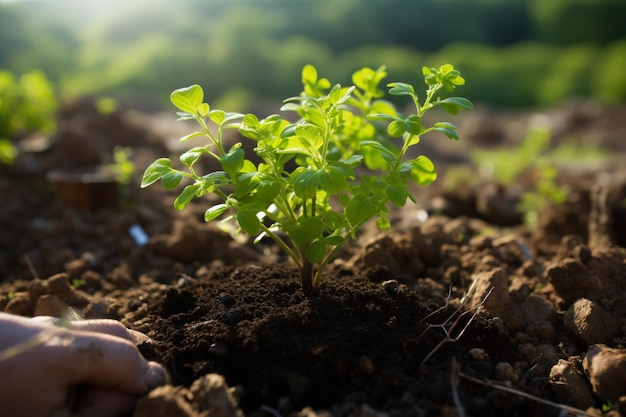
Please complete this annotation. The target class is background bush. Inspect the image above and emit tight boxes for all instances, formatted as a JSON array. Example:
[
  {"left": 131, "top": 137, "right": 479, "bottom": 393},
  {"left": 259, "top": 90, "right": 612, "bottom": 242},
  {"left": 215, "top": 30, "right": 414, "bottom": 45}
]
[{"left": 1, "top": 0, "right": 625, "bottom": 109}]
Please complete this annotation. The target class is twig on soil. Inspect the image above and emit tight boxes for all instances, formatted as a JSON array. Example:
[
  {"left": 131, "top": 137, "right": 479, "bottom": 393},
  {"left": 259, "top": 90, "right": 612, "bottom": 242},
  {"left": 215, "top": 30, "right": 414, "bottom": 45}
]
[
  {"left": 418, "top": 280, "right": 493, "bottom": 368},
  {"left": 23, "top": 254, "right": 40, "bottom": 279},
  {"left": 259, "top": 405, "right": 283, "bottom": 417},
  {"left": 457, "top": 371, "right": 597, "bottom": 417},
  {"left": 450, "top": 358, "right": 467, "bottom": 417}
]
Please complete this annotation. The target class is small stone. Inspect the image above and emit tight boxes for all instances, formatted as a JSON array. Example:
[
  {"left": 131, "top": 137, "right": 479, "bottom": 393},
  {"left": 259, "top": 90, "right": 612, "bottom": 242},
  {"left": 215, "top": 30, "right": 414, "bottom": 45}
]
[
  {"left": 546, "top": 259, "right": 601, "bottom": 306},
  {"left": 381, "top": 279, "right": 399, "bottom": 292},
  {"left": 33, "top": 294, "right": 70, "bottom": 317},
  {"left": 495, "top": 362, "right": 518, "bottom": 383},
  {"left": 563, "top": 298, "right": 620, "bottom": 344},
  {"left": 583, "top": 344, "right": 626, "bottom": 402},
  {"left": 189, "top": 373, "right": 244, "bottom": 417},
  {"left": 132, "top": 385, "right": 195, "bottom": 417},
  {"left": 469, "top": 348, "right": 487, "bottom": 360},
  {"left": 549, "top": 358, "right": 595, "bottom": 409},
  {"left": 4, "top": 292, "right": 32, "bottom": 316},
  {"left": 470, "top": 268, "right": 525, "bottom": 331}
]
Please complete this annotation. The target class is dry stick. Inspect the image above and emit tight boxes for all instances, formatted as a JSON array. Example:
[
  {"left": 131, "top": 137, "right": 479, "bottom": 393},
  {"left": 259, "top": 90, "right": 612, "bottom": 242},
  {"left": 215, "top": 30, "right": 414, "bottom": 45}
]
[
  {"left": 418, "top": 280, "right": 493, "bottom": 368},
  {"left": 23, "top": 254, "right": 40, "bottom": 279},
  {"left": 450, "top": 358, "right": 467, "bottom": 417},
  {"left": 458, "top": 371, "right": 596, "bottom": 417}
]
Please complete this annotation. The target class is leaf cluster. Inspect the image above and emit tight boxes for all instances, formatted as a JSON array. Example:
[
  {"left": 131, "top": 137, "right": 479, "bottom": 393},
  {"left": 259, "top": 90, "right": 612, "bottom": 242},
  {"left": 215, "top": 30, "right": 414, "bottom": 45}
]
[{"left": 142, "top": 64, "right": 472, "bottom": 292}]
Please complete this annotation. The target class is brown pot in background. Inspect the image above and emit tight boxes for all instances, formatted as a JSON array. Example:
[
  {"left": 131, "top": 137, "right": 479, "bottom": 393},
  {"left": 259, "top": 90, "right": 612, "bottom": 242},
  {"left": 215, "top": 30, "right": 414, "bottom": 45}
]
[{"left": 47, "top": 167, "right": 119, "bottom": 211}]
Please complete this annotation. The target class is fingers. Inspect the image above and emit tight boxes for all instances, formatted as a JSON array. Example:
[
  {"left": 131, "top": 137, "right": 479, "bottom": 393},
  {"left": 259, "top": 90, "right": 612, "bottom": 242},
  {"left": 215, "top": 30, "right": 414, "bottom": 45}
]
[
  {"left": 31, "top": 316, "right": 151, "bottom": 345},
  {"left": 47, "top": 329, "right": 170, "bottom": 396},
  {"left": 63, "top": 319, "right": 150, "bottom": 344}
]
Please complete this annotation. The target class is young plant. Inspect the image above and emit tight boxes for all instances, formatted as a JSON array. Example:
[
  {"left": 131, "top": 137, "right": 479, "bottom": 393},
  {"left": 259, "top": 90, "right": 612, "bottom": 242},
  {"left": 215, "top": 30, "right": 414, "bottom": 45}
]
[
  {"left": 471, "top": 120, "right": 577, "bottom": 228},
  {"left": 141, "top": 64, "right": 472, "bottom": 293}
]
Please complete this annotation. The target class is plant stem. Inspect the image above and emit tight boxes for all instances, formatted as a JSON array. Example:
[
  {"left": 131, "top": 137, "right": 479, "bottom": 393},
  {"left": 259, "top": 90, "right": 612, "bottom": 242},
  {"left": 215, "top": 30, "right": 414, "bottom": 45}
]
[{"left": 300, "top": 248, "right": 315, "bottom": 294}]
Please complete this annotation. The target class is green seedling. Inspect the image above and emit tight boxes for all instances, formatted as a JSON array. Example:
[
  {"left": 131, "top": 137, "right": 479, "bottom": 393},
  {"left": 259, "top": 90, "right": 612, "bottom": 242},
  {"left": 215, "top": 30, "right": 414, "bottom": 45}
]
[
  {"left": 110, "top": 146, "right": 135, "bottom": 185},
  {"left": 472, "top": 121, "right": 569, "bottom": 228},
  {"left": 71, "top": 278, "right": 86, "bottom": 289},
  {"left": 142, "top": 64, "right": 472, "bottom": 293}
]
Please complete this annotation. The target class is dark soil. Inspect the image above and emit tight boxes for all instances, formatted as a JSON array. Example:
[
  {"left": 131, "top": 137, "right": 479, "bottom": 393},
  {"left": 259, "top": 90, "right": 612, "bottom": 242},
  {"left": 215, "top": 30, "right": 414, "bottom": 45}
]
[{"left": 1, "top": 98, "right": 626, "bottom": 417}]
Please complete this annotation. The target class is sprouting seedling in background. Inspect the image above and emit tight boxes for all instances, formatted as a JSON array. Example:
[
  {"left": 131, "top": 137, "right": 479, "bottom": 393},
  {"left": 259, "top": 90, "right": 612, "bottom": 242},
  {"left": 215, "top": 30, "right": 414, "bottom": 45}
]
[{"left": 141, "top": 64, "right": 472, "bottom": 293}]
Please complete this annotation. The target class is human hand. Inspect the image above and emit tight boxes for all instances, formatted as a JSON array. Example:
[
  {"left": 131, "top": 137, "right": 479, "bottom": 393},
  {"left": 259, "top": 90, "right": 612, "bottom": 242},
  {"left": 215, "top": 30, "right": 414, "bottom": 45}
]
[{"left": 0, "top": 312, "right": 170, "bottom": 417}]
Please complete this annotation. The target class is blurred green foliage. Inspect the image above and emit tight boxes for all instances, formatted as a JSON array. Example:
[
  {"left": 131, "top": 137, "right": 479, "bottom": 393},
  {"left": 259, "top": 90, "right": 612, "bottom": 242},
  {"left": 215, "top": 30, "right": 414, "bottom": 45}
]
[
  {"left": 471, "top": 118, "right": 609, "bottom": 228},
  {"left": 1, "top": 0, "right": 625, "bottom": 108},
  {"left": 0, "top": 69, "right": 57, "bottom": 164}
]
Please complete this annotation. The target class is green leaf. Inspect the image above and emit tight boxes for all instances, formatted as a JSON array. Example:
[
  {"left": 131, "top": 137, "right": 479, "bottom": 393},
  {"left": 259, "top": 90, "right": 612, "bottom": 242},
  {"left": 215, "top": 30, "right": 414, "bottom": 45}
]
[
  {"left": 387, "top": 119, "right": 406, "bottom": 137},
  {"left": 323, "top": 235, "right": 345, "bottom": 246},
  {"left": 179, "top": 131, "right": 205, "bottom": 143},
  {"left": 423, "top": 66, "right": 438, "bottom": 85},
  {"left": 306, "top": 239, "right": 327, "bottom": 263},
  {"left": 329, "top": 84, "right": 342, "bottom": 105},
  {"left": 405, "top": 115, "right": 424, "bottom": 135},
  {"left": 141, "top": 158, "right": 173, "bottom": 188},
  {"left": 290, "top": 217, "right": 324, "bottom": 246},
  {"left": 385, "top": 184, "right": 407, "bottom": 207},
  {"left": 369, "top": 99, "right": 397, "bottom": 116},
  {"left": 302, "top": 64, "right": 318, "bottom": 86},
  {"left": 318, "top": 166, "right": 346, "bottom": 194},
  {"left": 439, "top": 64, "right": 454, "bottom": 76},
  {"left": 198, "top": 103, "right": 210, "bottom": 118},
  {"left": 176, "top": 112, "right": 196, "bottom": 121},
  {"left": 387, "top": 82, "right": 415, "bottom": 97},
  {"left": 205, "top": 204, "right": 228, "bottom": 222},
  {"left": 180, "top": 147, "right": 205, "bottom": 167},
  {"left": 344, "top": 154, "right": 364, "bottom": 167},
  {"left": 237, "top": 210, "right": 261, "bottom": 235},
  {"left": 410, "top": 155, "right": 437, "bottom": 186},
  {"left": 322, "top": 211, "right": 343, "bottom": 230},
  {"left": 161, "top": 171, "right": 183, "bottom": 190},
  {"left": 432, "top": 122, "right": 459, "bottom": 140},
  {"left": 376, "top": 216, "right": 391, "bottom": 230},
  {"left": 438, "top": 97, "right": 473, "bottom": 115},
  {"left": 171, "top": 85, "right": 204, "bottom": 114},
  {"left": 295, "top": 124, "right": 323, "bottom": 150},
  {"left": 174, "top": 183, "right": 201, "bottom": 210},
  {"left": 210, "top": 110, "right": 244, "bottom": 126},
  {"left": 360, "top": 140, "right": 398, "bottom": 160},
  {"left": 336, "top": 86, "right": 355, "bottom": 105},
  {"left": 352, "top": 66, "right": 387, "bottom": 97},
  {"left": 209, "top": 109, "right": 226, "bottom": 125},
  {"left": 141, "top": 158, "right": 183, "bottom": 190},
  {"left": 345, "top": 195, "right": 376, "bottom": 227},
  {"left": 221, "top": 145, "right": 245, "bottom": 177},
  {"left": 234, "top": 172, "right": 259, "bottom": 197},
  {"left": 256, "top": 180, "right": 280, "bottom": 203},
  {"left": 367, "top": 113, "right": 398, "bottom": 122},
  {"left": 292, "top": 169, "right": 319, "bottom": 199}
]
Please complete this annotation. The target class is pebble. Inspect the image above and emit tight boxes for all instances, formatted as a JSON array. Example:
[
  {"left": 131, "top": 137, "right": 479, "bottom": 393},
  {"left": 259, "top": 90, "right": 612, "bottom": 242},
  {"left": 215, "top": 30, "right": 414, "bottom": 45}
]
[
  {"left": 495, "top": 361, "right": 519, "bottom": 383},
  {"left": 546, "top": 259, "right": 601, "bottom": 305},
  {"left": 549, "top": 358, "right": 595, "bottom": 409},
  {"left": 33, "top": 294, "right": 70, "bottom": 317},
  {"left": 470, "top": 268, "right": 525, "bottom": 331},
  {"left": 563, "top": 298, "right": 620, "bottom": 344},
  {"left": 583, "top": 344, "right": 626, "bottom": 402}
]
